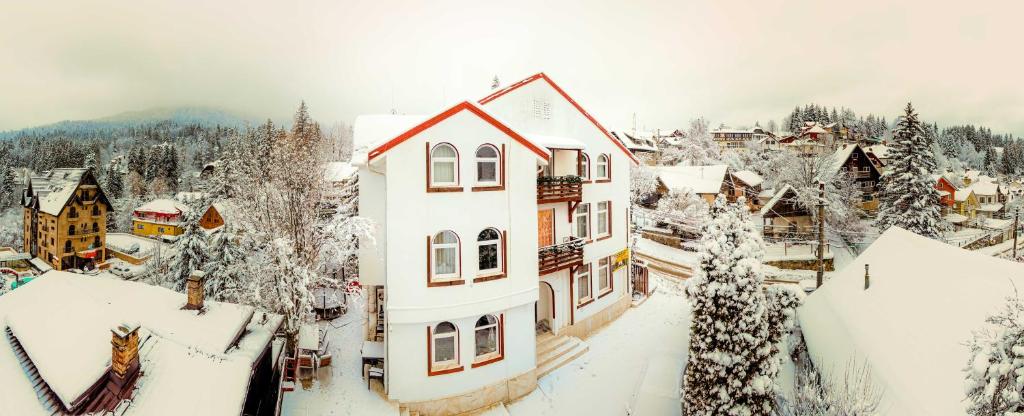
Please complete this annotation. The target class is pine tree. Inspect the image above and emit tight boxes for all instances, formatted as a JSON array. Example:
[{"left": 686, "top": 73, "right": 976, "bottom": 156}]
[
  {"left": 104, "top": 161, "right": 124, "bottom": 200},
  {"left": 684, "top": 195, "right": 776, "bottom": 416},
  {"left": 984, "top": 147, "right": 997, "bottom": 172},
  {"left": 84, "top": 152, "right": 98, "bottom": 174},
  {"left": 875, "top": 103, "right": 943, "bottom": 238},
  {"left": 168, "top": 204, "right": 208, "bottom": 292},
  {"left": 204, "top": 223, "right": 244, "bottom": 301}
]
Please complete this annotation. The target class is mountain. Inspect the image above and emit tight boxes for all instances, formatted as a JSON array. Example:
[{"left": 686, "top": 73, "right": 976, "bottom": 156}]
[{"left": 0, "top": 106, "right": 258, "bottom": 139}]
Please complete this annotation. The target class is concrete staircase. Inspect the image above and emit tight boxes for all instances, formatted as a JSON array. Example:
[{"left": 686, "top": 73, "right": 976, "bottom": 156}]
[{"left": 535, "top": 331, "right": 588, "bottom": 378}]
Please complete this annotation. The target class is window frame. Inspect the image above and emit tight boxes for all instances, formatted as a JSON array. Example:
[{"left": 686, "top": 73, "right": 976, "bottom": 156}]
[
  {"left": 427, "top": 142, "right": 462, "bottom": 192},
  {"left": 475, "top": 228, "right": 503, "bottom": 277},
  {"left": 595, "top": 201, "right": 610, "bottom": 239},
  {"left": 574, "top": 203, "right": 591, "bottom": 240},
  {"left": 595, "top": 154, "right": 610, "bottom": 181},
  {"left": 428, "top": 231, "right": 463, "bottom": 286},
  {"left": 471, "top": 314, "right": 505, "bottom": 368},
  {"left": 576, "top": 264, "right": 593, "bottom": 306},
  {"left": 473, "top": 144, "right": 501, "bottom": 188},
  {"left": 428, "top": 322, "right": 462, "bottom": 376},
  {"left": 579, "top": 152, "right": 591, "bottom": 181},
  {"left": 597, "top": 257, "right": 612, "bottom": 297}
]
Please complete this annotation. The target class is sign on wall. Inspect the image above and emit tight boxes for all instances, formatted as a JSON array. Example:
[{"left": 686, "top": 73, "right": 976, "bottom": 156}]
[{"left": 612, "top": 248, "right": 630, "bottom": 271}]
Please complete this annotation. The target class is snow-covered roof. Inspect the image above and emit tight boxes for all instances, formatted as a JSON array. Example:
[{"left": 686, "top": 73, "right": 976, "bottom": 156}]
[
  {"left": 27, "top": 169, "right": 93, "bottom": 216},
  {"left": 611, "top": 132, "right": 658, "bottom": 152},
  {"left": 135, "top": 199, "right": 188, "bottom": 215},
  {"left": 954, "top": 188, "right": 974, "bottom": 202},
  {"left": 352, "top": 114, "right": 427, "bottom": 151},
  {"left": 325, "top": 161, "right": 357, "bottom": 183},
  {"left": 965, "top": 170, "right": 981, "bottom": 181},
  {"left": 0, "top": 271, "right": 282, "bottom": 415},
  {"left": 818, "top": 144, "right": 860, "bottom": 180},
  {"left": 731, "top": 170, "right": 763, "bottom": 187},
  {"left": 527, "top": 132, "right": 586, "bottom": 150},
  {"left": 978, "top": 203, "right": 1004, "bottom": 212},
  {"left": 970, "top": 181, "right": 998, "bottom": 196},
  {"left": 758, "top": 184, "right": 796, "bottom": 216},
  {"left": 757, "top": 188, "right": 776, "bottom": 199},
  {"left": 174, "top": 192, "right": 207, "bottom": 203},
  {"left": 653, "top": 164, "right": 729, "bottom": 195},
  {"left": 799, "top": 227, "right": 1024, "bottom": 415},
  {"left": 982, "top": 217, "right": 1012, "bottom": 230},
  {"left": 865, "top": 144, "right": 890, "bottom": 159},
  {"left": 943, "top": 213, "right": 967, "bottom": 224}
]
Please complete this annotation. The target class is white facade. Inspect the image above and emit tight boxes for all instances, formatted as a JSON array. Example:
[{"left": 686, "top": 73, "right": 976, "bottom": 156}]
[{"left": 357, "top": 73, "right": 637, "bottom": 411}]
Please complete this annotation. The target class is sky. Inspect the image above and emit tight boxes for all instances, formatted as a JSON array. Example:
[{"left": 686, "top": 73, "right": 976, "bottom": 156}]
[{"left": 2, "top": 0, "right": 1022, "bottom": 135}]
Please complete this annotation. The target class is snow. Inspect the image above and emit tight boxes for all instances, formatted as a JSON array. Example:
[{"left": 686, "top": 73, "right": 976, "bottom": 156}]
[
  {"left": 0, "top": 271, "right": 281, "bottom": 415},
  {"left": 799, "top": 227, "right": 1024, "bottom": 415},
  {"left": 970, "top": 181, "right": 999, "bottom": 196},
  {"left": 525, "top": 132, "right": 586, "bottom": 150},
  {"left": 352, "top": 114, "right": 427, "bottom": 151},
  {"left": 135, "top": 198, "right": 187, "bottom": 215},
  {"left": 324, "top": 161, "right": 357, "bottom": 183},
  {"left": 634, "top": 237, "right": 698, "bottom": 266},
  {"left": 819, "top": 144, "right": 858, "bottom": 180},
  {"left": 732, "top": 170, "right": 763, "bottom": 187},
  {"left": 31, "top": 168, "right": 88, "bottom": 216},
  {"left": 866, "top": 144, "right": 890, "bottom": 159},
  {"left": 105, "top": 232, "right": 163, "bottom": 256},
  {"left": 978, "top": 203, "right": 1003, "bottom": 212},
  {"left": 652, "top": 164, "right": 729, "bottom": 195},
  {"left": 758, "top": 184, "right": 795, "bottom": 216},
  {"left": 763, "top": 242, "right": 833, "bottom": 261}
]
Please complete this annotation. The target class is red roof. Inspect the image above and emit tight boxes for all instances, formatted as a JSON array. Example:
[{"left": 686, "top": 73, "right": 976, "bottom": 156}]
[
  {"left": 479, "top": 73, "right": 640, "bottom": 165},
  {"left": 367, "top": 101, "right": 549, "bottom": 161}
]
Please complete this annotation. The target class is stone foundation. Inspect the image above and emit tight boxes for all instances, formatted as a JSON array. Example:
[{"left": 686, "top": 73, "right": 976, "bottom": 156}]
[
  {"left": 404, "top": 370, "right": 537, "bottom": 416},
  {"left": 561, "top": 294, "right": 631, "bottom": 340}
]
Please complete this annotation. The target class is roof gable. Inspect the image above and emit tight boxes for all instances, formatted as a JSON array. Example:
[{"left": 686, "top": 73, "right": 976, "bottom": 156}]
[
  {"left": 367, "top": 101, "right": 549, "bottom": 162},
  {"left": 479, "top": 73, "right": 639, "bottom": 165}
]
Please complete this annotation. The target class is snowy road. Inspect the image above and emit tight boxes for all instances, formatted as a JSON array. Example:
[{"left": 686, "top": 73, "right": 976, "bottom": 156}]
[{"left": 507, "top": 276, "right": 690, "bottom": 416}]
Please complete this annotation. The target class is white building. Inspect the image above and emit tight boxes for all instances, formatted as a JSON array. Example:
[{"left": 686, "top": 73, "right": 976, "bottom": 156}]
[{"left": 356, "top": 73, "right": 637, "bottom": 415}]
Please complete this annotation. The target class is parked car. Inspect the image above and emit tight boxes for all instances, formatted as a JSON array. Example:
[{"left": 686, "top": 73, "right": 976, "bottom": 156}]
[{"left": 110, "top": 264, "right": 140, "bottom": 279}]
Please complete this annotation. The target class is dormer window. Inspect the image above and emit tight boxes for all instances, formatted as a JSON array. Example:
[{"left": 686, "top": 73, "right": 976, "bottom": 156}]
[{"left": 430, "top": 143, "right": 459, "bottom": 188}]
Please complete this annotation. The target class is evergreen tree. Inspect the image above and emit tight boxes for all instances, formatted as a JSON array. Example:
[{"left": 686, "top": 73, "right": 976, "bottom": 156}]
[
  {"left": 163, "top": 144, "right": 179, "bottom": 192},
  {"left": 984, "top": 147, "right": 998, "bottom": 172},
  {"left": 128, "top": 146, "right": 147, "bottom": 176},
  {"left": 168, "top": 204, "right": 208, "bottom": 292},
  {"left": 875, "top": 103, "right": 943, "bottom": 238},
  {"left": 0, "top": 143, "right": 15, "bottom": 209},
  {"left": 84, "top": 152, "right": 98, "bottom": 174},
  {"left": 204, "top": 223, "right": 244, "bottom": 301},
  {"left": 104, "top": 161, "right": 124, "bottom": 199},
  {"left": 684, "top": 195, "right": 776, "bottom": 416}
]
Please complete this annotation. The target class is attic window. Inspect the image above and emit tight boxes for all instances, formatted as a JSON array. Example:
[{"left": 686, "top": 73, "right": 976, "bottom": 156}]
[{"left": 532, "top": 99, "right": 551, "bottom": 120}]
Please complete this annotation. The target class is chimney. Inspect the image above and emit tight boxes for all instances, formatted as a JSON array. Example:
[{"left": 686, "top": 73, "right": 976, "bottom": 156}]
[
  {"left": 185, "top": 270, "right": 205, "bottom": 310},
  {"left": 110, "top": 322, "right": 141, "bottom": 386},
  {"left": 864, "top": 264, "right": 870, "bottom": 290}
]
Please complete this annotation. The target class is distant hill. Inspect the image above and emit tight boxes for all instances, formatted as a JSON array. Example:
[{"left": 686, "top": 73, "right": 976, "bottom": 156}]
[{"left": 0, "top": 106, "right": 258, "bottom": 139}]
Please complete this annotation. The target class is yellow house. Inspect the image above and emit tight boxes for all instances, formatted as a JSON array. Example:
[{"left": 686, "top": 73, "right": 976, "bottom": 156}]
[
  {"left": 954, "top": 188, "right": 979, "bottom": 220},
  {"left": 22, "top": 168, "right": 112, "bottom": 270},
  {"left": 132, "top": 199, "right": 188, "bottom": 238}
]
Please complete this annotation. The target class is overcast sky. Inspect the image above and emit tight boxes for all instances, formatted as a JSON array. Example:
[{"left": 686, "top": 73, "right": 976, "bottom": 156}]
[{"left": 2, "top": 0, "right": 1022, "bottom": 134}]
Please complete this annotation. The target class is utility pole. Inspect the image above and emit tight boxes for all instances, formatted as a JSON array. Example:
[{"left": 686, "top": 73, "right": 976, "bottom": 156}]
[
  {"left": 1014, "top": 208, "right": 1020, "bottom": 259},
  {"left": 816, "top": 181, "right": 825, "bottom": 288}
]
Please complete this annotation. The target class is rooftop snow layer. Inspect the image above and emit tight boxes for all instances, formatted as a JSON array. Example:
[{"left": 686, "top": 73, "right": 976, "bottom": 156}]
[
  {"left": 135, "top": 199, "right": 188, "bottom": 215},
  {"left": 653, "top": 164, "right": 729, "bottom": 195},
  {"left": 799, "top": 227, "right": 1024, "bottom": 416},
  {"left": 732, "top": 170, "right": 763, "bottom": 187}
]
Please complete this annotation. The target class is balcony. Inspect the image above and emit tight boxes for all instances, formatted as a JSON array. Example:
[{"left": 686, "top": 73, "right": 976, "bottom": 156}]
[
  {"left": 538, "top": 238, "right": 584, "bottom": 275},
  {"left": 537, "top": 176, "right": 583, "bottom": 204}
]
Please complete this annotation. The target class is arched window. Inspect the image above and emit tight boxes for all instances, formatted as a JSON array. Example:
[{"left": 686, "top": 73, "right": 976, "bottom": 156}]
[
  {"left": 432, "top": 231, "right": 459, "bottom": 279},
  {"left": 432, "top": 322, "right": 458, "bottom": 366},
  {"left": 430, "top": 143, "right": 458, "bottom": 187},
  {"left": 579, "top": 153, "right": 590, "bottom": 180},
  {"left": 596, "top": 154, "right": 609, "bottom": 180},
  {"left": 92, "top": 223, "right": 99, "bottom": 233},
  {"left": 64, "top": 240, "right": 73, "bottom": 253},
  {"left": 474, "top": 315, "right": 499, "bottom": 357},
  {"left": 475, "top": 145, "right": 500, "bottom": 185},
  {"left": 477, "top": 228, "right": 501, "bottom": 274}
]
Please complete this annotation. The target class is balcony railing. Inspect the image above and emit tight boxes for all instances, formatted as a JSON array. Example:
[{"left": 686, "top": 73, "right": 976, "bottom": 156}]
[
  {"left": 538, "top": 237, "right": 584, "bottom": 275},
  {"left": 537, "top": 175, "right": 583, "bottom": 204}
]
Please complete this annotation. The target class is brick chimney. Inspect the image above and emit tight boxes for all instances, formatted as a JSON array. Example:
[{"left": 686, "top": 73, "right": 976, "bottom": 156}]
[
  {"left": 864, "top": 264, "right": 870, "bottom": 290},
  {"left": 185, "top": 270, "right": 205, "bottom": 310},
  {"left": 110, "top": 322, "right": 141, "bottom": 388}
]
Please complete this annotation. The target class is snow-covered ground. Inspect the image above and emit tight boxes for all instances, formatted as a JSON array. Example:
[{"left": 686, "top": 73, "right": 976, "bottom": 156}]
[
  {"left": 763, "top": 242, "right": 833, "bottom": 261},
  {"left": 281, "top": 278, "right": 691, "bottom": 416},
  {"left": 509, "top": 276, "right": 690, "bottom": 416},
  {"left": 634, "top": 237, "right": 697, "bottom": 266}
]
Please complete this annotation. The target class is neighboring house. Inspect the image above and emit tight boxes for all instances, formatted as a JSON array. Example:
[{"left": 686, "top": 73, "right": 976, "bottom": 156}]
[
  {"left": 22, "top": 168, "right": 112, "bottom": 271},
  {"left": 610, "top": 131, "right": 658, "bottom": 159},
  {"left": 0, "top": 270, "right": 284, "bottom": 415},
  {"left": 934, "top": 175, "right": 968, "bottom": 228},
  {"left": 864, "top": 144, "right": 889, "bottom": 170},
  {"left": 199, "top": 203, "right": 228, "bottom": 231},
  {"left": 799, "top": 121, "right": 833, "bottom": 144},
  {"left": 759, "top": 185, "right": 814, "bottom": 239},
  {"left": 730, "top": 170, "right": 764, "bottom": 210},
  {"left": 758, "top": 135, "right": 781, "bottom": 151},
  {"left": 652, "top": 164, "right": 732, "bottom": 204},
  {"left": 355, "top": 72, "right": 638, "bottom": 415},
  {"left": 970, "top": 180, "right": 1004, "bottom": 219},
  {"left": 132, "top": 199, "right": 189, "bottom": 238},
  {"left": 779, "top": 136, "right": 827, "bottom": 158},
  {"left": 711, "top": 127, "right": 771, "bottom": 152},
  {"left": 800, "top": 227, "right": 1024, "bottom": 415},
  {"left": 953, "top": 187, "right": 980, "bottom": 225},
  {"left": 819, "top": 144, "right": 882, "bottom": 211}
]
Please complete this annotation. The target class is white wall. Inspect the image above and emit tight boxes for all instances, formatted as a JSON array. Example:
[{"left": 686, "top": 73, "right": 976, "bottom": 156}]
[{"left": 358, "top": 166, "right": 387, "bottom": 286}]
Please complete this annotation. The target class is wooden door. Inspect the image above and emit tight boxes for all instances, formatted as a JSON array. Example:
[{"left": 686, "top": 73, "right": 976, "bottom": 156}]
[{"left": 538, "top": 209, "right": 554, "bottom": 247}]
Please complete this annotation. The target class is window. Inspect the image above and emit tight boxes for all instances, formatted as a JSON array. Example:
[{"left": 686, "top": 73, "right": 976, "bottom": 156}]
[
  {"left": 477, "top": 228, "right": 501, "bottom": 275},
  {"left": 137, "top": 224, "right": 143, "bottom": 230},
  {"left": 596, "top": 155, "right": 609, "bottom": 180},
  {"left": 432, "top": 231, "right": 460, "bottom": 279},
  {"left": 92, "top": 205, "right": 100, "bottom": 216},
  {"left": 596, "top": 202, "right": 609, "bottom": 237},
  {"left": 532, "top": 99, "right": 551, "bottom": 120},
  {"left": 92, "top": 223, "right": 99, "bottom": 232},
  {"left": 474, "top": 315, "right": 499, "bottom": 358},
  {"left": 69, "top": 207, "right": 78, "bottom": 218},
  {"left": 430, "top": 144, "right": 458, "bottom": 187},
  {"left": 574, "top": 203, "right": 590, "bottom": 240},
  {"left": 598, "top": 257, "right": 610, "bottom": 293},
  {"left": 576, "top": 264, "right": 591, "bottom": 303},
  {"left": 432, "top": 322, "right": 458, "bottom": 366},
  {"left": 475, "top": 145, "right": 500, "bottom": 185},
  {"left": 63, "top": 241, "right": 72, "bottom": 253},
  {"left": 68, "top": 225, "right": 75, "bottom": 235},
  {"left": 579, "top": 153, "right": 590, "bottom": 180}
]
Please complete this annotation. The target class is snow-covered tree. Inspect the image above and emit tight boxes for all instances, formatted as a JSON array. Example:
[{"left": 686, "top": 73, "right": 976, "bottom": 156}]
[
  {"left": 777, "top": 360, "right": 883, "bottom": 415},
  {"left": 103, "top": 160, "right": 124, "bottom": 199},
  {"left": 875, "top": 103, "right": 943, "bottom": 238},
  {"left": 168, "top": 203, "right": 208, "bottom": 292},
  {"left": 84, "top": 152, "right": 98, "bottom": 173},
  {"left": 660, "top": 117, "right": 719, "bottom": 166},
  {"left": 654, "top": 188, "right": 706, "bottom": 233},
  {"left": 204, "top": 223, "right": 245, "bottom": 302},
  {"left": 683, "top": 195, "right": 777, "bottom": 415},
  {"left": 964, "top": 295, "right": 1024, "bottom": 415},
  {"left": 630, "top": 164, "right": 658, "bottom": 208}
]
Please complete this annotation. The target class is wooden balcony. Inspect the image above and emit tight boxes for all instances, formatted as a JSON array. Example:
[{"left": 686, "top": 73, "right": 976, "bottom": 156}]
[
  {"left": 538, "top": 238, "right": 584, "bottom": 275},
  {"left": 537, "top": 176, "right": 583, "bottom": 204}
]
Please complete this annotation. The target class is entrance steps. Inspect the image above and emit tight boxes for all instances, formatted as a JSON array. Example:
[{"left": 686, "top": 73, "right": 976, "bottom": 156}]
[{"left": 535, "top": 332, "right": 588, "bottom": 378}]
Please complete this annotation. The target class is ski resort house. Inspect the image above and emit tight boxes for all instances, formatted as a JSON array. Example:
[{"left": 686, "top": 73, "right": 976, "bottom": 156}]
[
  {"left": 198, "top": 203, "right": 228, "bottom": 231},
  {"left": 759, "top": 184, "right": 814, "bottom": 240},
  {"left": 729, "top": 170, "right": 764, "bottom": 210},
  {"left": 131, "top": 199, "right": 189, "bottom": 238},
  {"left": 652, "top": 164, "right": 733, "bottom": 204},
  {"left": 800, "top": 227, "right": 1024, "bottom": 415},
  {"left": 711, "top": 127, "right": 771, "bottom": 152},
  {"left": 22, "top": 168, "right": 112, "bottom": 271},
  {"left": 819, "top": 144, "right": 881, "bottom": 211},
  {"left": 355, "top": 72, "right": 637, "bottom": 415},
  {"left": 0, "top": 270, "right": 284, "bottom": 415}
]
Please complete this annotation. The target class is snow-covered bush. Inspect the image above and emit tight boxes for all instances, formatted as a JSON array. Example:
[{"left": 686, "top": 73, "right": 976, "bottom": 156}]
[
  {"left": 683, "top": 195, "right": 777, "bottom": 415},
  {"left": 765, "top": 284, "right": 804, "bottom": 354},
  {"left": 776, "top": 360, "right": 882, "bottom": 416},
  {"left": 964, "top": 295, "right": 1024, "bottom": 415}
]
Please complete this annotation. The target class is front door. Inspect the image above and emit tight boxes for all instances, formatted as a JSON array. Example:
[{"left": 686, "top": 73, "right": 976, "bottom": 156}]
[{"left": 538, "top": 209, "right": 554, "bottom": 247}]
